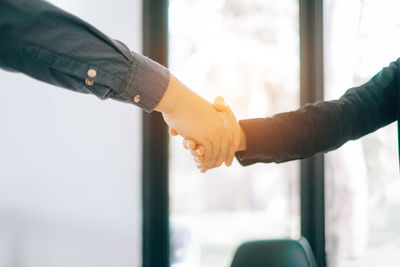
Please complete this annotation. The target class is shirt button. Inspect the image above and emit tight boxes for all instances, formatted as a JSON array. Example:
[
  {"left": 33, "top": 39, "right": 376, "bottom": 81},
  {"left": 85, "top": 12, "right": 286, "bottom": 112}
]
[
  {"left": 134, "top": 94, "right": 141, "bottom": 103},
  {"left": 87, "top": 68, "right": 97, "bottom": 78},
  {"left": 85, "top": 78, "right": 94, "bottom": 86}
]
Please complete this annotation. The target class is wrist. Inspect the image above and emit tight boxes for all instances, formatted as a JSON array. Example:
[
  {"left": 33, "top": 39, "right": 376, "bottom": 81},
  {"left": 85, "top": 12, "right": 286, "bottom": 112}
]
[
  {"left": 154, "top": 74, "right": 180, "bottom": 114},
  {"left": 237, "top": 125, "right": 247, "bottom": 151}
]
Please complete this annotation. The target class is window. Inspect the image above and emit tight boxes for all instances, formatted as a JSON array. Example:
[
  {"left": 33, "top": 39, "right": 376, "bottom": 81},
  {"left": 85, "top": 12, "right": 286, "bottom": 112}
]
[
  {"left": 324, "top": 0, "right": 400, "bottom": 266},
  {"left": 168, "top": 1, "right": 300, "bottom": 266}
]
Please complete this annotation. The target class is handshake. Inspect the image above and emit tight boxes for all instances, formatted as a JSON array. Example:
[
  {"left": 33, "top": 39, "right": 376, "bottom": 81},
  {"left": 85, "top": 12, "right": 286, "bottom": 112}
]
[
  {"left": 156, "top": 75, "right": 247, "bottom": 172},
  {"left": 170, "top": 96, "right": 247, "bottom": 172}
]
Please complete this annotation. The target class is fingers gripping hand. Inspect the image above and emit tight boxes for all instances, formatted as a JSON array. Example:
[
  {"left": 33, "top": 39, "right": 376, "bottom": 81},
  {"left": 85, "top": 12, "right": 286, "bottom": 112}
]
[
  {"left": 182, "top": 139, "right": 207, "bottom": 171},
  {"left": 169, "top": 91, "right": 236, "bottom": 172},
  {"left": 160, "top": 76, "right": 231, "bottom": 173},
  {"left": 224, "top": 105, "right": 239, "bottom": 166},
  {"left": 170, "top": 126, "right": 205, "bottom": 165},
  {"left": 189, "top": 96, "right": 228, "bottom": 171},
  {"left": 182, "top": 96, "right": 239, "bottom": 172},
  {"left": 213, "top": 110, "right": 231, "bottom": 168}
]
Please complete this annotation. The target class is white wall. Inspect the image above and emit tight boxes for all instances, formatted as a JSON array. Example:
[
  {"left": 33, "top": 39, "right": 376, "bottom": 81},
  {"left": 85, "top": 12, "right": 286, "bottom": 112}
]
[{"left": 0, "top": 0, "right": 143, "bottom": 266}]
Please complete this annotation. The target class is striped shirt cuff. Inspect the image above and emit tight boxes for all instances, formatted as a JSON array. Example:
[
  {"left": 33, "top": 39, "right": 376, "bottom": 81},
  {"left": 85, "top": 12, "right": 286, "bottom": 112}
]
[{"left": 123, "top": 51, "right": 170, "bottom": 113}]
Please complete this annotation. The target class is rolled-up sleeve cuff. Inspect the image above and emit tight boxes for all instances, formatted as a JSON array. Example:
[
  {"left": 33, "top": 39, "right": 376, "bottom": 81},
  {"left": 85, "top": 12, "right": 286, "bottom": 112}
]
[
  {"left": 235, "top": 118, "right": 277, "bottom": 166},
  {"left": 122, "top": 51, "right": 170, "bottom": 113}
]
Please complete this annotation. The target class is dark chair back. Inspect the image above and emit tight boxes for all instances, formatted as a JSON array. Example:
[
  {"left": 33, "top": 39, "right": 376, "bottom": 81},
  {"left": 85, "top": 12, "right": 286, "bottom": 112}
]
[{"left": 231, "top": 237, "right": 317, "bottom": 267}]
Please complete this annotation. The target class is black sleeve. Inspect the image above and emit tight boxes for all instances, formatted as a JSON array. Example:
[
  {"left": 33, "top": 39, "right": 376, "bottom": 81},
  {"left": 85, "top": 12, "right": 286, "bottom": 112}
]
[{"left": 236, "top": 59, "right": 400, "bottom": 166}]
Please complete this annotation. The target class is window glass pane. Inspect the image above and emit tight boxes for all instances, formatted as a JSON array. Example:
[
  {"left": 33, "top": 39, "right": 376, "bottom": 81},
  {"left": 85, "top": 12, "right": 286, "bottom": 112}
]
[
  {"left": 0, "top": 1, "right": 142, "bottom": 266},
  {"left": 169, "top": 1, "right": 300, "bottom": 266},
  {"left": 324, "top": 1, "right": 400, "bottom": 266}
]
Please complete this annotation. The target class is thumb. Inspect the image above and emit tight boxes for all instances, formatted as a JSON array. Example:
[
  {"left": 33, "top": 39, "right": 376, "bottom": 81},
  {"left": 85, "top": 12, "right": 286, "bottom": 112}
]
[
  {"left": 169, "top": 128, "right": 178, "bottom": 136},
  {"left": 213, "top": 96, "right": 227, "bottom": 112}
]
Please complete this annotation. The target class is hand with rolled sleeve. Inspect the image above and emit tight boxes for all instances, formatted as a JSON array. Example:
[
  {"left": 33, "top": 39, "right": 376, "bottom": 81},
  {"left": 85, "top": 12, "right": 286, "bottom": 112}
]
[{"left": 0, "top": 0, "right": 234, "bottom": 159}]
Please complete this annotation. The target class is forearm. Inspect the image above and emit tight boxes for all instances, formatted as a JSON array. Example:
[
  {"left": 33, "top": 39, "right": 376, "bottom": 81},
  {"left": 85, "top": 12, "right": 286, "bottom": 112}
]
[
  {"left": 236, "top": 101, "right": 361, "bottom": 165},
  {"left": 236, "top": 59, "right": 400, "bottom": 166},
  {"left": 155, "top": 74, "right": 181, "bottom": 114}
]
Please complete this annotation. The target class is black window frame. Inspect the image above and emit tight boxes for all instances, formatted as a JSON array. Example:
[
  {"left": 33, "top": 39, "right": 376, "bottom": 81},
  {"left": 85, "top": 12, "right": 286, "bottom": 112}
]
[
  {"left": 142, "top": 1, "right": 170, "bottom": 267},
  {"left": 299, "top": 0, "right": 326, "bottom": 266},
  {"left": 142, "top": 0, "right": 327, "bottom": 266}
]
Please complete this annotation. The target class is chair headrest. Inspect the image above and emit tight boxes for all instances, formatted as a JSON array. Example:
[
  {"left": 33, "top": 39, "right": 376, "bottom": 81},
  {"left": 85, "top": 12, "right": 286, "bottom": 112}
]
[{"left": 231, "top": 237, "right": 318, "bottom": 267}]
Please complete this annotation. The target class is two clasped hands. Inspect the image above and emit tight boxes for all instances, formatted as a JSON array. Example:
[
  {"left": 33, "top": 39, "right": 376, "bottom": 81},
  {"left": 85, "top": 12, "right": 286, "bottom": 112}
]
[
  {"left": 172, "top": 96, "right": 245, "bottom": 172},
  {"left": 156, "top": 75, "right": 246, "bottom": 173}
]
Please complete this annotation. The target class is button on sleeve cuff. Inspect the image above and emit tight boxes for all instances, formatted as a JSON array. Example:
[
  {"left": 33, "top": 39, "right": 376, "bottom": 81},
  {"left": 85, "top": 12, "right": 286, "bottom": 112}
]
[{"left": 122, "top": 51, "right": 170, "bottom": 113}]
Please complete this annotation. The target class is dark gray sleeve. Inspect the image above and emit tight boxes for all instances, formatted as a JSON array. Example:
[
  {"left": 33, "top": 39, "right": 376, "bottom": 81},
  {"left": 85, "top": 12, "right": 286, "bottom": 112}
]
[
  {"left": 0, "top": 0, "right": 169, "bottom": 112},
  {"left": 236, "top": 59, "right": 400, "bottom": 166}
]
